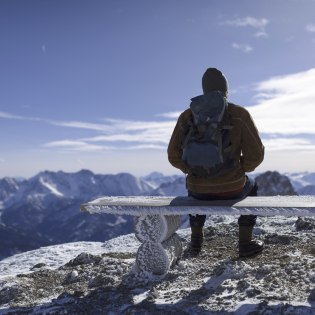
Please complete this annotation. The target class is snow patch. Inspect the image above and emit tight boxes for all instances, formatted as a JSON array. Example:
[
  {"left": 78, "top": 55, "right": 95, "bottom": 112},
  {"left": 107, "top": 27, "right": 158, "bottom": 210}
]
[
  {"left": 0, "top": 241, "right": 105, "bottom": 279},
  {"left": 39, "top": 177, "right": 64, "bottom": 197}
]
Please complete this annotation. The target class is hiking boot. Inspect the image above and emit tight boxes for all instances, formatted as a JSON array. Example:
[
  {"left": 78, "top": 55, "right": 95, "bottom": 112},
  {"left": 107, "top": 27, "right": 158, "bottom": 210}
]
[
  {"left": 190, "top": 226, "right": 204, "bottom": 253},
  {"left": 239, "top": 240, "right": 264, "bottom": 258},
  {"left": 190, "top": 235, "right": 203, "bottom": 251}
]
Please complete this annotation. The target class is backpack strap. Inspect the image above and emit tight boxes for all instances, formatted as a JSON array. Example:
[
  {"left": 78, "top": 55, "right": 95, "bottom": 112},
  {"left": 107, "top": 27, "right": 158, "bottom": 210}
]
[
  {"left": 181, "top": 119, "right": 194, "bottom": 150},
  {"left": 215, "top": 116, "right": 234, "bottom": 163},
  {"left": 217, "top": 130, "right": 224, "bottom": 163}
]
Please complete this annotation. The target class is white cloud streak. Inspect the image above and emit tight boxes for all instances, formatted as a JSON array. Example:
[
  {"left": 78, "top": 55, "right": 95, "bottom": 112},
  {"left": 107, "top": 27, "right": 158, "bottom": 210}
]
[
  {"left": 43, "top": 118, "right": 175, "bottom": 151},
  {"left": 222, "top": 16, "right": 269, "bottom": 37},
  {"left": 0, "top": 109, "right": 175, "bottom": 152},
  {"left": 224, "top": 16, "right": 269, "bottom": 29},
  {"left": 262, "top": 137, "right": 315, "bottom": 151},
  {"left": 232, "top": 43, "right": 253, "bottom": 53},
  {"left": 250, "top": 68, "right": 315, "bottom": 135},
  {"left": 0, "top": 111, "right": 30, "bottom": 120},
  {"left": 43, "top": 139, "right": 166, "bottom": 152},
  {"left": 43, "top": 140, "right": 113, "bottom": 152},
  {"left": 49, "top": 120, "right": 112, "bottom": 132},
  {"left": 0, "top": 111, "right": 47, "bottom": 122},
  {"left": 156, "top": 112, "right": 181, "bottom": 119}
]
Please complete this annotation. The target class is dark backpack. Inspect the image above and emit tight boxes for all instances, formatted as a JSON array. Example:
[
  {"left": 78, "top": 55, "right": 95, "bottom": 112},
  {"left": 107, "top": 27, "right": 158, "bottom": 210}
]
[{"left": 181, "top": 91, "right": 236, "bottom": 179}]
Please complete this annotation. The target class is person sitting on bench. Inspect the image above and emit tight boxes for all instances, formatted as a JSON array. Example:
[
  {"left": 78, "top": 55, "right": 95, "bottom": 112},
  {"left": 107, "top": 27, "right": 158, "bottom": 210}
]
[{"left": 167, "top": 67, "right": 265, "bottom": 257}]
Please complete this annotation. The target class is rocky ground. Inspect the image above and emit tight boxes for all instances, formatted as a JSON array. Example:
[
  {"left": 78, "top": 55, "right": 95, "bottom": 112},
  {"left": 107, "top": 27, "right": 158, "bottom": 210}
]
[{"left": 0, "top": 216, "right": 315, "bottom": 315}]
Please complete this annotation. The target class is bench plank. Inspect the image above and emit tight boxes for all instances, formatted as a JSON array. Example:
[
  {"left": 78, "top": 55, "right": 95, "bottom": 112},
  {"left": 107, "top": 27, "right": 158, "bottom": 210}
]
[{"left": 80, "top": 196, "right": 315, "bottom": 217}]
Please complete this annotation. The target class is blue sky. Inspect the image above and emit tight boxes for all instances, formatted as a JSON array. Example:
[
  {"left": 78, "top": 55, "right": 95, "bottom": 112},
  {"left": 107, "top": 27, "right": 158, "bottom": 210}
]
[{"left": 1, "top": 0, "right": 315, "bottom": 178}]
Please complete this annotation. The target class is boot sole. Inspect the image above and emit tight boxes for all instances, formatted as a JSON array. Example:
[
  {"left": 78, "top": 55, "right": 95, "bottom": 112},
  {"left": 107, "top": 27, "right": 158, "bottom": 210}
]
[{"left": 239, "top": 246, "right": 263, "bottom": 258}]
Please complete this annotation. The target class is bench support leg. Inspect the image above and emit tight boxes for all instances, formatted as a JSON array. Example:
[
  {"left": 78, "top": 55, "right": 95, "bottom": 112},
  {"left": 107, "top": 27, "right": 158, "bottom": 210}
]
[{"left": 134, "top": 214, "right": 183, "bottom": 275}]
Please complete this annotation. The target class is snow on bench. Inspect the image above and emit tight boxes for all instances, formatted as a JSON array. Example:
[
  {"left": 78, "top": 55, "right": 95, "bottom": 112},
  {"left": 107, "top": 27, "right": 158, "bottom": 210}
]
[
  {"left": 80, "top": 195, "right": 315, "bottom": 275},
  {"left": 81, "top": 195, "right": 315, "bottom": 216}
]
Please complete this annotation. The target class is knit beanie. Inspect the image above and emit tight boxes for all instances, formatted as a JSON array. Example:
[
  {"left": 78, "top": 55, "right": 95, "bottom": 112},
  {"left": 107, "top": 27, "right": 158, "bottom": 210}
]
[{"left": 202, "top": 68, "right": 228, "bottom": 94}]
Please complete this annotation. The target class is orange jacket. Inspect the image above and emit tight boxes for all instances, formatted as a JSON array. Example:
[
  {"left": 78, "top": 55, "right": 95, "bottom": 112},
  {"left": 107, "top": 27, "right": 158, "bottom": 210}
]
[{"left": 167, "top": 103, "right": 264, "bottom": 193}]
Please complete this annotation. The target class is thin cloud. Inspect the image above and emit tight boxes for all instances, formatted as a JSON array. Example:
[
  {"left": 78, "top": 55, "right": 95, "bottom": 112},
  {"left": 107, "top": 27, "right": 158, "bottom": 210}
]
[
  {"left": 0, "top": 109, "right": 175, "bottom": 151},
  {"left": 77, "top": 158, "right": 85, "bottom": 165},
  {"left": 50, "top": 120, "right": 112, "bottom": 132},
  {"left": 225, "top": 16, "right": 269, "bottom": 29},
  {"left": 222, "top": 16, "right": 269, "bottom": 37},
  {"left": 4, "top": 68, "right": 315, "bottom": 156},
  {"left": 0, "top": 110, "right": 124, "bottom": 132},
  {"left": 43, "top": 140, "right": 115, "bottom": 151},
  {"left": 249, "top": 68, "right": 315, "bottom": 152},
  {"left": 42, "top": 118, "right": 176, "bottom": 151},
  {"left": 122, "top": 144, "right": 166, "bottom": 150},
  {"left": 0, "top": 111, "right": 47, "bottom": 122},
  {"left": 306, "top": 23, "right": 315, "bottom": 32},
  {"left": 232, "top": 43, "right": 253, "bottom": 53},
  {"left": 262, "top": 137, "right": 315, "bottom": 151},
  {"left": 100, "top": 118, "right": 175, "bottom": 132},
  {"left": 80, "top": 133, "right": 169, "bottom": 144},
  {"left": 43, "top": 140, "right": 166, "bottom": 151},
  {"left": 254, "top": 31, "right": 268, "bottom": 38},
  {"left": 157, "top": 111, "right": 181, "bottom": 119},
  {"left": 0, "top": 111, "right": 29, "bottom": 120}
]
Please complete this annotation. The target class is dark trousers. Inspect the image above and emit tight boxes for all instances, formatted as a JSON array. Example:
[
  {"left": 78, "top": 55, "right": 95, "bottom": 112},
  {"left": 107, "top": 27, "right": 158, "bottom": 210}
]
[{"left": 189, "top": 177, "right": 258, "bottom": 228}]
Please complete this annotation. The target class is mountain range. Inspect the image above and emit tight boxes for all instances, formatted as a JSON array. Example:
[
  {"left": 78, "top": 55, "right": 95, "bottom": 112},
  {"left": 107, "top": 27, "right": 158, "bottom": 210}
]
[{"left": 0, "top": 169, "right": 314, "bottom": 260}]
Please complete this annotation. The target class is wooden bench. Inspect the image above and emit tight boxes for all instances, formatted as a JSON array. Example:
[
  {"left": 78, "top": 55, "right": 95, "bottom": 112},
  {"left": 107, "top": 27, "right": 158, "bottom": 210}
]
[{"left": 80, "top": 195, "right": 315, "bottom": 275}]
